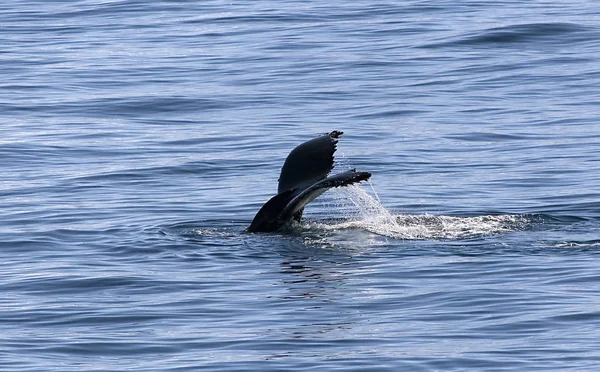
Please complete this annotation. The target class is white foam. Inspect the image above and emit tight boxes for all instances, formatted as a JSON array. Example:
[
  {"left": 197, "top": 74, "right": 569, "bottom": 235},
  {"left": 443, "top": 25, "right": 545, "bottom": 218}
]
[{"left": 312, "top": 185, "right": 526, "bottom": 240}]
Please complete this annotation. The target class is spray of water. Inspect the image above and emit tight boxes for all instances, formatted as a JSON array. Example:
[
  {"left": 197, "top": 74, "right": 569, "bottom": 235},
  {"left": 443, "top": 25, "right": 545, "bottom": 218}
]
[{"left": 312, "top": 184, "right": 526, "bottom": 240}]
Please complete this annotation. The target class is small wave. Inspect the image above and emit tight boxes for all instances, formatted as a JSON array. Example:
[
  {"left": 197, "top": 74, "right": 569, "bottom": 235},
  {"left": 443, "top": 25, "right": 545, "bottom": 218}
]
[
  {"left": 159, "top": 220, "right": 243, "bottom": 240},
  {"left": 463, "top": 22, "right": 589, "bottom": 45},
  {"left": 311, "top": 185, "right": 527, "bottom": 239},
  {"left": 445, "top": 132, "right": 532, "bottom": 143},
  {"left": 554, "top": 240, "right": 600, "bottom": 248},
  {"left": 424, "top": 22, "right": 593, "bottom": 49}
]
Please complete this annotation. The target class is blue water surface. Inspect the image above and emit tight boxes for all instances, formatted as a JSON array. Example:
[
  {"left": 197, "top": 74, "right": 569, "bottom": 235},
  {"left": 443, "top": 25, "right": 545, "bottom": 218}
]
[{"left": 2, "top": 1, "right": 600, "bottom": 371}]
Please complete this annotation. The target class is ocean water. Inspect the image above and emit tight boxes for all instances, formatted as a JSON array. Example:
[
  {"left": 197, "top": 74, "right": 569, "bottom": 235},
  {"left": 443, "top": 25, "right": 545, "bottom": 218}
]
[{"left": 2, "top": 0, "right": 600, "bottom": 370}]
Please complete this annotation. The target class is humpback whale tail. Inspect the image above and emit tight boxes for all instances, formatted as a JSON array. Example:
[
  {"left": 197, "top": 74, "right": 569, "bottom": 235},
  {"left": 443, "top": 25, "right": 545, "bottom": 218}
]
[{"left": 248, "top": 131, "right": 371, "bottom": 232}]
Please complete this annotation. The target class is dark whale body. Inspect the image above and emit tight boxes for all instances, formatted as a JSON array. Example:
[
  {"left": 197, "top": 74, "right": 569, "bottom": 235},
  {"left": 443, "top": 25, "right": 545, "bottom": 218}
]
[{"left": 248, "top": 131, "right": 371, "bottom": 232}]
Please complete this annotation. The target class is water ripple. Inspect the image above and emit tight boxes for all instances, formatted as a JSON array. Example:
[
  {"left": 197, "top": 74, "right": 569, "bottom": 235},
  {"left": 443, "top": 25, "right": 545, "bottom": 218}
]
[{"left": 3, "top": 0, "right": 600, "bottom": 371}]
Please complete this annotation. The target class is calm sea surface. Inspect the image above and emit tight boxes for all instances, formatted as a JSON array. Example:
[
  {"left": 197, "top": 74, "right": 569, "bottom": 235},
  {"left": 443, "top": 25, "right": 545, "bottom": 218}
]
[{"left": 2, "top": 1, "right": 600, "bottom": 371}]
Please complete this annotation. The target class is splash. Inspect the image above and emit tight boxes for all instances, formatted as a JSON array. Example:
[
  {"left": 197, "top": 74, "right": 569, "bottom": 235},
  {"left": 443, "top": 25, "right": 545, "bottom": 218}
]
[{"left": 312, "top": 185, "right": 527, "bottom": 240}]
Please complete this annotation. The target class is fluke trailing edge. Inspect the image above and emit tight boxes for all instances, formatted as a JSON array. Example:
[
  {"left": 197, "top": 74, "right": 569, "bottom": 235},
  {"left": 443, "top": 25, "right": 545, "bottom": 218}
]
[{"left": 248, "top": 131, "right": 371, "bottom": 233}]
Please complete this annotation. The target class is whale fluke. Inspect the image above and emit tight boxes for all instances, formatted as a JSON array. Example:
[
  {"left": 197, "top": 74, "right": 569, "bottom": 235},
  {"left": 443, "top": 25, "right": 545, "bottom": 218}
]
[{"left": 248, "top": 131, "right": 371, "bottom": 233}]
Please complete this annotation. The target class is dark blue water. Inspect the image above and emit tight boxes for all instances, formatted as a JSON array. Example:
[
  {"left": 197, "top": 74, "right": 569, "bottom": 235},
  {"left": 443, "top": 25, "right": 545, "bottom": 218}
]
[{"left": 2, "top": 1, "right": 600, "bottom": 371}]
